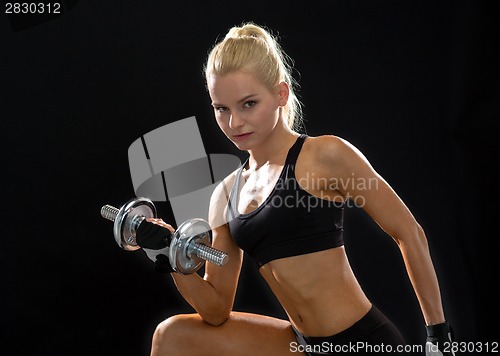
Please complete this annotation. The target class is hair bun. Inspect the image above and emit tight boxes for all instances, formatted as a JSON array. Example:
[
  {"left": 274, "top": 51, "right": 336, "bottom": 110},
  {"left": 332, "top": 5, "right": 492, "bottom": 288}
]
[{"left": 225, "top": 23, "right": 269, "bottom": 41}]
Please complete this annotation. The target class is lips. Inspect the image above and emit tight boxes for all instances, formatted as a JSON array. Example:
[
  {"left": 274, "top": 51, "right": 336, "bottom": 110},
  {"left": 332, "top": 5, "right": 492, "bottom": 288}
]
[{"left": 233, "top": 132, "right": 253, "bottom": 140}]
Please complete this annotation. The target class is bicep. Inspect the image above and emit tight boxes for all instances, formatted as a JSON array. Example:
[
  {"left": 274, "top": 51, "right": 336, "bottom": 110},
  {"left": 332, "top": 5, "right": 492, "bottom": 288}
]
[{"left": 204, "top": 179, "right": 243, "bottom": 306}]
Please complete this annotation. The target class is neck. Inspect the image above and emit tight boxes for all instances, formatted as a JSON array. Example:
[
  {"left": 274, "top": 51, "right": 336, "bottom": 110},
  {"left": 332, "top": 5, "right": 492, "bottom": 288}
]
[{"left": 247, "top": 120, "right": 299, "bottom": 170}]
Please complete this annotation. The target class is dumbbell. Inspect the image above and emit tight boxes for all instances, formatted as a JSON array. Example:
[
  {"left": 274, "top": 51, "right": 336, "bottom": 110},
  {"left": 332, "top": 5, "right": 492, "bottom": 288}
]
[{"left": 100, "top": 197, "right": 229, "bottom": 274}]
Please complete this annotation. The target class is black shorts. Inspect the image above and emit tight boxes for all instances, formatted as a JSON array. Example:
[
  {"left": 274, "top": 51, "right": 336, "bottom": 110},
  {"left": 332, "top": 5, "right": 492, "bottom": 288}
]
[{"left": 291, "top": 305, "right": 408, "bottom": 355}]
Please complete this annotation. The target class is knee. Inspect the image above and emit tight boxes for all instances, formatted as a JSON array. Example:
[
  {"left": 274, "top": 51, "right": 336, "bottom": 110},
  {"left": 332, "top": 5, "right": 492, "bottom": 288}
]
[{"left": 151, "top": 314, "right": 198, "bottom": 355}]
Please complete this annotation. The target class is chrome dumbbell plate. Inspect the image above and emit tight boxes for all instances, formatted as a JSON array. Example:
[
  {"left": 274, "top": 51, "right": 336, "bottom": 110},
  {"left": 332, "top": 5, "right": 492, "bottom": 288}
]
[
  {"left": 113, "top": 197, "right": 156, "bottom": 251},
  {"left": 169, "top": 218, "right": 212, "bottom": 274}
]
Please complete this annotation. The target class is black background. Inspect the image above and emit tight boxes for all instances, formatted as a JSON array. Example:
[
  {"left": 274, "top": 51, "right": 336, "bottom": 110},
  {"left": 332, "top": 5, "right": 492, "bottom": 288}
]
[{"left": 1, "top": 1, "right": 498, "bottom": 355}]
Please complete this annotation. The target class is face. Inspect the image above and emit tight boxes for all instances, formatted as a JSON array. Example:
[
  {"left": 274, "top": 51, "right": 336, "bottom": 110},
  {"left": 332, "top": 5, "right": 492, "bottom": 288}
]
[{"left": 207, "top": 70, "right": 288, "bottom": 150}]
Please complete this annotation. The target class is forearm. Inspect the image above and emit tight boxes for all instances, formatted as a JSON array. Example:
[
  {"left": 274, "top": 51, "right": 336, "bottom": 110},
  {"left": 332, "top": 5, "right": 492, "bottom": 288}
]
[
  {"left": 396, "top": 227, "right": 446, "bottom": 325},
  {"left": 170, "top": 273, "right": 230, "bottom": 325}
]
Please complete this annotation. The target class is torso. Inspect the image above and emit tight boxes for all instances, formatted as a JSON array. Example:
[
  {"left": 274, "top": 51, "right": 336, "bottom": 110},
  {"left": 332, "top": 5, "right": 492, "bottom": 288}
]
[
  {"left": 260, "top": 248, "right": 371, "bottom": 336},
  {"left": 229, "top": 136, "right": 371, "bottom": 336}
]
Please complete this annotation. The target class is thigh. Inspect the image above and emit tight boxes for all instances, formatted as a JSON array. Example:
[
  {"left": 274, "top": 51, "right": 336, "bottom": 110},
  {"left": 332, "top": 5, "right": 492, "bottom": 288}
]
[{"left": 151, "top": 311, "right": 305, "bottom": 356}]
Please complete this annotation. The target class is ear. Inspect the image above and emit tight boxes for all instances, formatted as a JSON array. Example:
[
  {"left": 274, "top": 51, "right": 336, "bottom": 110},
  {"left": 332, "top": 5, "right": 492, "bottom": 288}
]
[{"left": 277, "top": 81, "right": 289, "bottom": 107}]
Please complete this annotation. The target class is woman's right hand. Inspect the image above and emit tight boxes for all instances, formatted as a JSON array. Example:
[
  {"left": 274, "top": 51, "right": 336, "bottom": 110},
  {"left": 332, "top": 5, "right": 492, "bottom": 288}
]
[{"left": 135, "top": 217, "right": 175, "bottom": 250}]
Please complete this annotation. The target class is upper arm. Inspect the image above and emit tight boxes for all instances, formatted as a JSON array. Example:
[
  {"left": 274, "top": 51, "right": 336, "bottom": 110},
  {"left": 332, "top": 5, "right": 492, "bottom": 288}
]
[
  {"left": 204, "top": 175, "right": 244, "bottom": 311},
  {"left": 317, "top": 136, "right": 422, "bottom": 241}
]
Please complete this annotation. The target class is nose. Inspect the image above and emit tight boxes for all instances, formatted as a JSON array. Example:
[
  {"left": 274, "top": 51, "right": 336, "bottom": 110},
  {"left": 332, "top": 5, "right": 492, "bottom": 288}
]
[{"left": 229, "top": 113, "right": 244, "bottom": 130}]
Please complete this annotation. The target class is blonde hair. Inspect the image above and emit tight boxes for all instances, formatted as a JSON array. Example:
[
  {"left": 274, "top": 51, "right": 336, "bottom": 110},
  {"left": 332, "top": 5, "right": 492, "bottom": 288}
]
[{"left": 204, "top": 23, "right": 304, "bottom": 132}]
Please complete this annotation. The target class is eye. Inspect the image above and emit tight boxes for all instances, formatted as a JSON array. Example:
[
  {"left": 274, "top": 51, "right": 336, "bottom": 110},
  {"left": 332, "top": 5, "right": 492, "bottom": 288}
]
[
  {"left": 214, "top": 106, "right": 228, "bottom": 113},
  {"left": 243, "top": 101, "right": 256, "bottom": 108}
]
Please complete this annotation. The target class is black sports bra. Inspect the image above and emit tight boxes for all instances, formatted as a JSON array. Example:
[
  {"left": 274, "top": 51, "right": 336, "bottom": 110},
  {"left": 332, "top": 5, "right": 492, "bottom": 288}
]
[{"left": 226, "top": 135, "right": 344, "bottom": 267}]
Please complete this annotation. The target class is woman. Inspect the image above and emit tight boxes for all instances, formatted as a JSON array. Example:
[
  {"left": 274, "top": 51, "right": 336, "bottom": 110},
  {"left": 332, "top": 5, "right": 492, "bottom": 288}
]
[{"left": 149, "top": 23, "right": 452, "bottom": 355}]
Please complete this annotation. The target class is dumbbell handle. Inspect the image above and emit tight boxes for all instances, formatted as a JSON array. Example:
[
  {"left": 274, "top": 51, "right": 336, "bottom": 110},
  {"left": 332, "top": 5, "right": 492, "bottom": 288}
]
[
  {"left": 187, "top": 241, "right": 229, "bottom": 267},
  {"left": 101, "top": 204, "right": 228, "bottom": 267},
  {"left": 101, "top": 204, "right": 145, "bottom": 235}
]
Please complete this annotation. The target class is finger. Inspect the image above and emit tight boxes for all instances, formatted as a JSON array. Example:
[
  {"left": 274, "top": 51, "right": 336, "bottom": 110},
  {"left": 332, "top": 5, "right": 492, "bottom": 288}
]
[
  {"left": 163, "top": 224, "right": 175, "bottom": 233},
  {"left": 144, "top": 218, "right": 174, "bottom": 232}
]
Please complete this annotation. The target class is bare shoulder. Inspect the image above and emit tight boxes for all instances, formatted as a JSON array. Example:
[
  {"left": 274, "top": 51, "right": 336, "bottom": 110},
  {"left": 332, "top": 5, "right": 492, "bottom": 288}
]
[
  {"left": 304, "top": 134, "right": 362, "bottom": 165},
  {"left": 210, "top": 167, "right": 238, "bottom": 203},
  {"left": 208, "top": 168, "right": 239, "bottom": 229}
]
